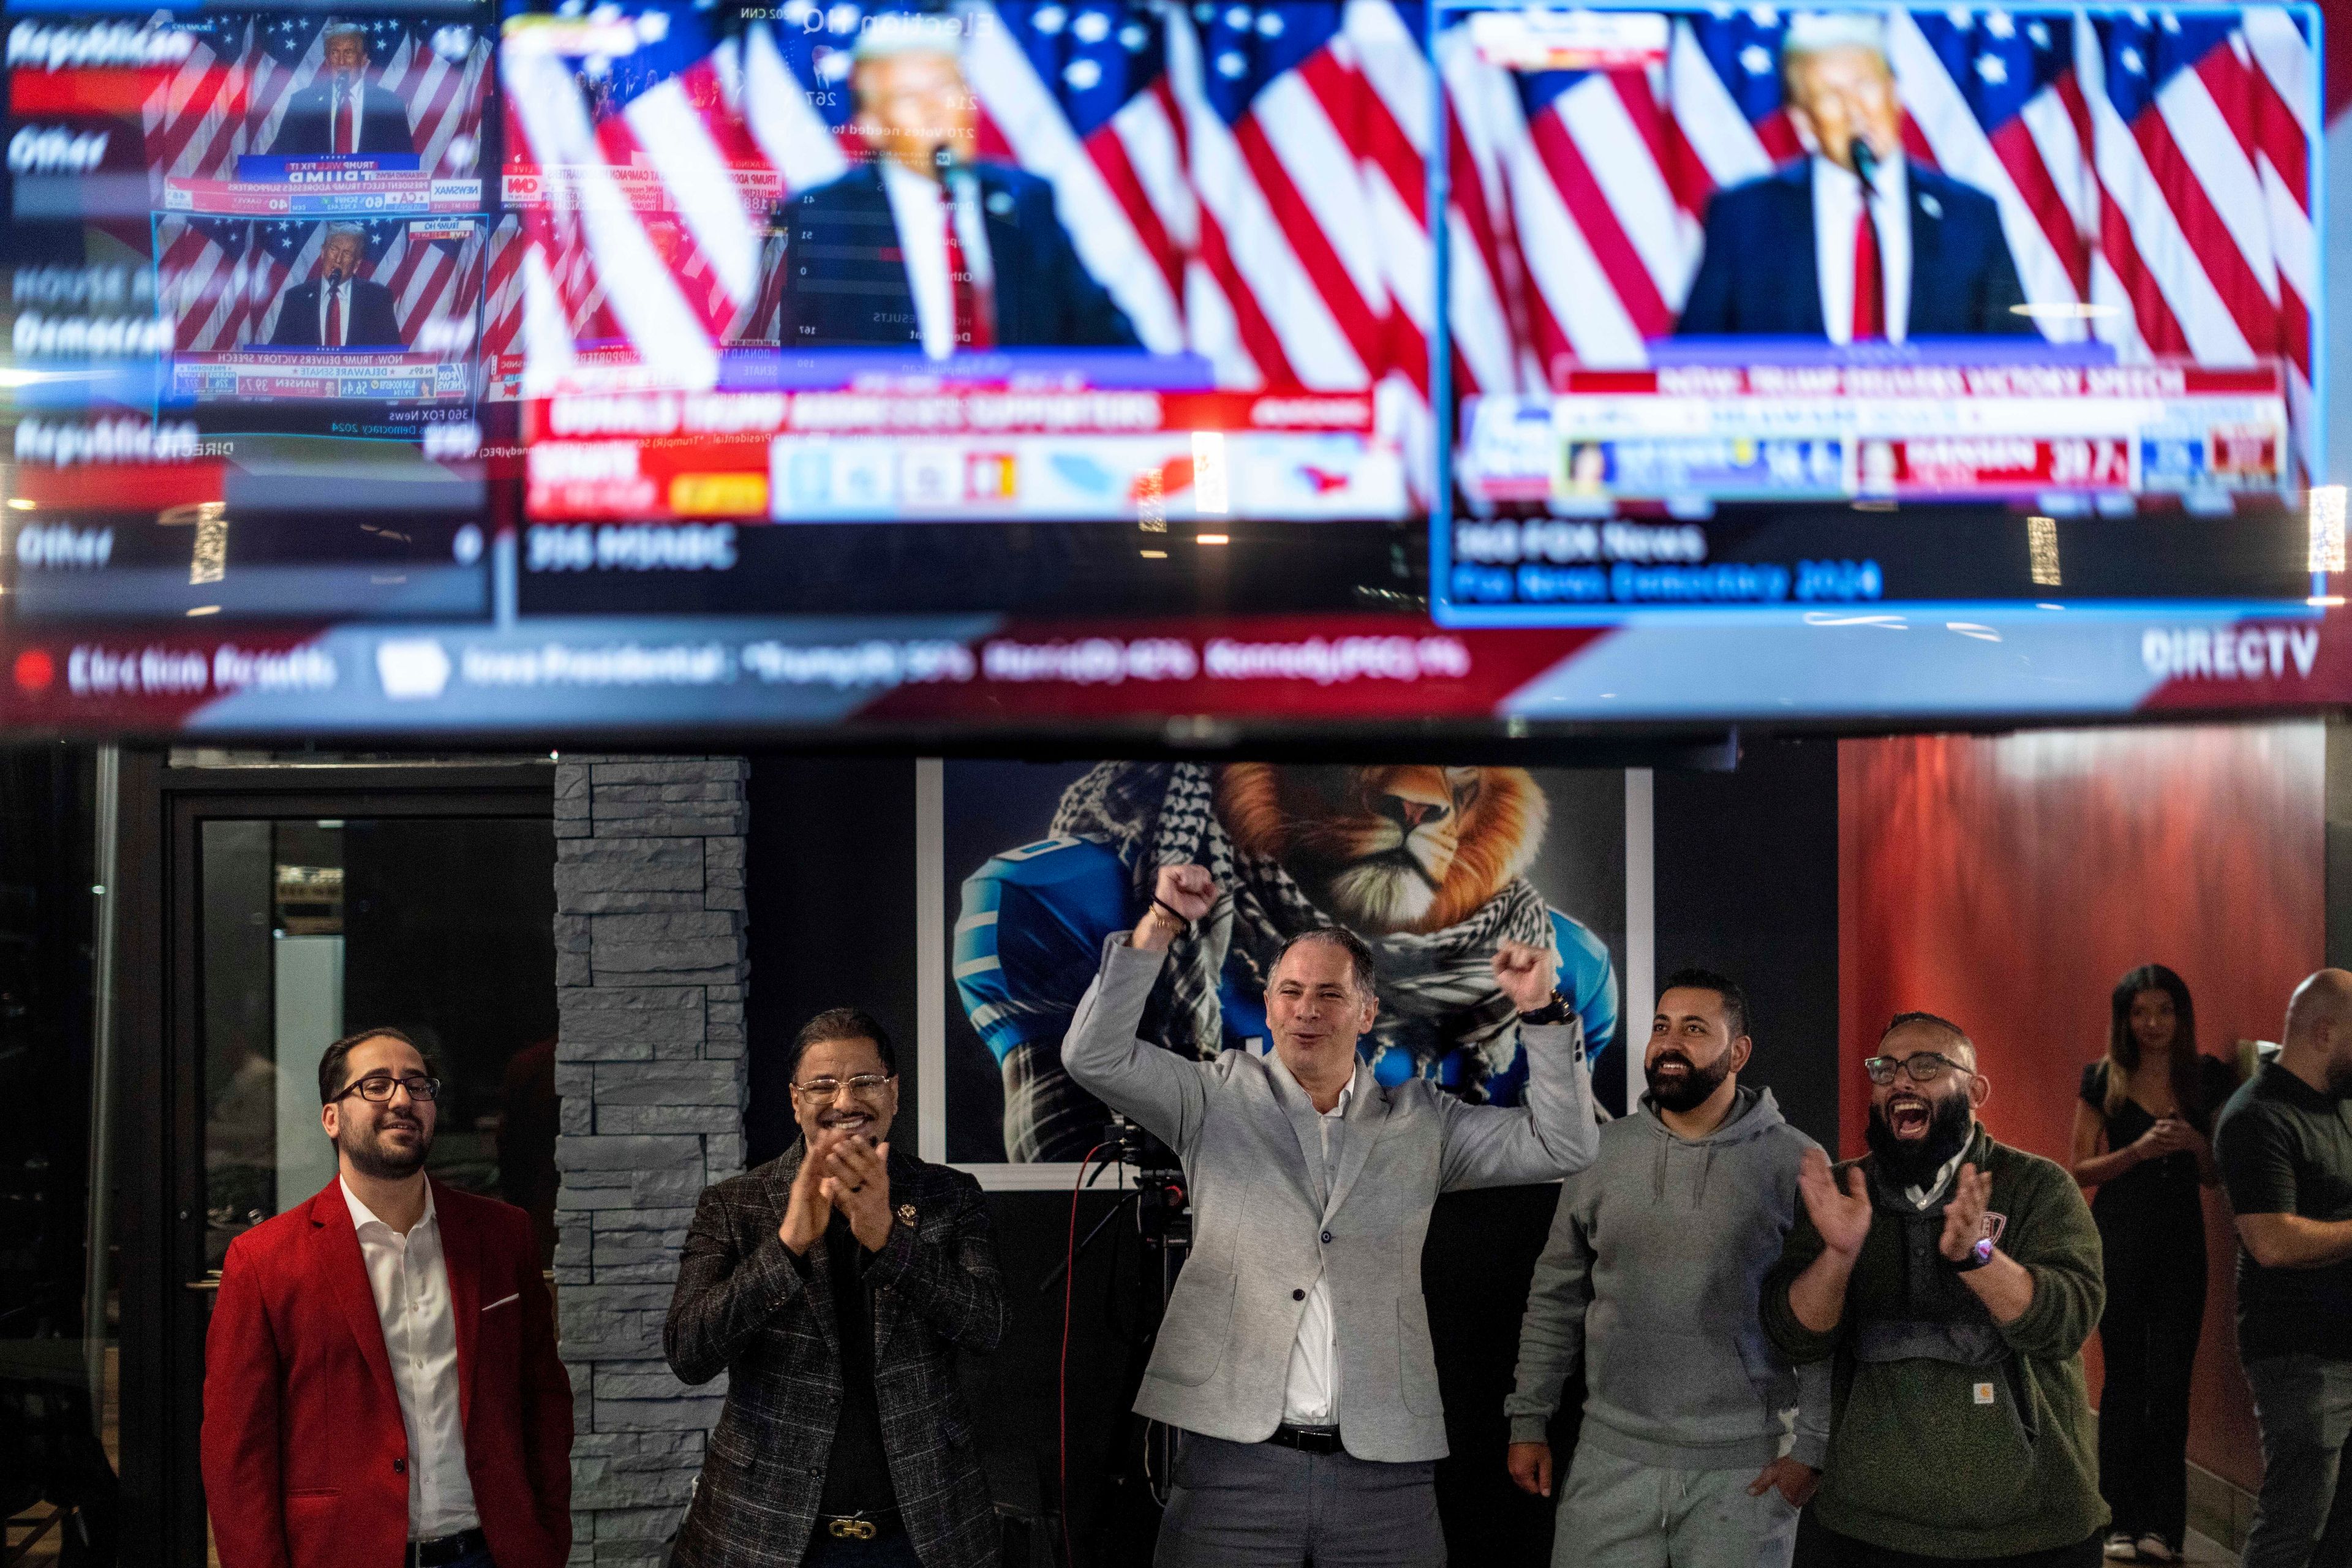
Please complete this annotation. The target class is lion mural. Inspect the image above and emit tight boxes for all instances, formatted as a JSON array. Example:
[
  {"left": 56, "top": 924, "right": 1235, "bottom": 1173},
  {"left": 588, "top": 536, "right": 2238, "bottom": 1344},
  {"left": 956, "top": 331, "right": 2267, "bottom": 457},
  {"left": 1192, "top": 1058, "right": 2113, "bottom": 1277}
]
[{"left": 955, "top": 761, "right": 1619, "bottom": 1161}]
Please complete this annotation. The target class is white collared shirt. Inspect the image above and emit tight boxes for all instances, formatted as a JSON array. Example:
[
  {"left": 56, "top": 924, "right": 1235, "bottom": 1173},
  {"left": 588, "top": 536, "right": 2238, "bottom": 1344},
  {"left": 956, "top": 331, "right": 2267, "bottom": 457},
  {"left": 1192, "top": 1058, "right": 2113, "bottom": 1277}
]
[
  {"left": 341, "top": 1178, "right": 478, "bottom": 1539},
  {"left": 875, "top": 158, "right": 996, "bottom": 361},
  {"left": 317, "top": 278, "right": 350, "bottom": 347},
  {"left": 1280, "top": 1068, "right": 1352, "bottom": 1426},
  {"left": 1811, "top": 151, "right": 1912, "bottom": 344}
]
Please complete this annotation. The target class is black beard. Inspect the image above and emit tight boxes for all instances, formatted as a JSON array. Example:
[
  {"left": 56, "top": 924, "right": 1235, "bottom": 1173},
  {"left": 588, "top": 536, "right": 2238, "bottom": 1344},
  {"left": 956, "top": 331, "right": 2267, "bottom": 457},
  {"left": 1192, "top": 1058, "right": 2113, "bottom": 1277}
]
[
  {"left": 1864, "top": 1091, "right": 1973, "bottom": 1188},
  {"left": 1646, "top": 1049, "right": 1732, "bottom": 1114},
  {"left": 341, "top": 1115, "right": 432, "bottom": 1181}
]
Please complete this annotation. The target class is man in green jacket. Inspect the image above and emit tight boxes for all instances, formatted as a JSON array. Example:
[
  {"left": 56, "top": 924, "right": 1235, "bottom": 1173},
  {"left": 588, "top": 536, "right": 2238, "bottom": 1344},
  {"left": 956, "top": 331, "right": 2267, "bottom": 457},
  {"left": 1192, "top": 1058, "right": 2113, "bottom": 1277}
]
[{"left": 1762, "top": 1011, "right": 2107, "bottom": 1567}]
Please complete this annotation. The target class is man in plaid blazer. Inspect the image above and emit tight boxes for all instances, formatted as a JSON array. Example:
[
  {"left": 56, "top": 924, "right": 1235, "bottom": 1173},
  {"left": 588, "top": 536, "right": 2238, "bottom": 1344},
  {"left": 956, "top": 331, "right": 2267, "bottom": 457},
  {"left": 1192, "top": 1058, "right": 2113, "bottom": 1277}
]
[{"left": 665, "top": 1008, "right": 1005, "bottom": 1568}]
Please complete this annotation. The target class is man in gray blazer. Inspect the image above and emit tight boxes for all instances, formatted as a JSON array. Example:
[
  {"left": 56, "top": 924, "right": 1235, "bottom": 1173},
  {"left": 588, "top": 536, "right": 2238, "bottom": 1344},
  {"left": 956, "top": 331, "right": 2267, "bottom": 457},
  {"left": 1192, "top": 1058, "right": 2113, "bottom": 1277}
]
[{"left": 1063, "top": 862, "right": 1600, "bottom": 1567}]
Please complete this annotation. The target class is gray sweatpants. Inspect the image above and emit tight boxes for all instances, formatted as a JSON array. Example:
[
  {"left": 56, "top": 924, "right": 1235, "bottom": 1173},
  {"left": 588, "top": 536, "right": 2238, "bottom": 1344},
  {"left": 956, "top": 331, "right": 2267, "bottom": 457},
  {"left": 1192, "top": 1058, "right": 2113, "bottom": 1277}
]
[
  {"left": 1153, "top": 1431, "right": 1446, "bottom": 1568},
  {"left": 2244, "top": 1354, "right": 2352, "bottom": 1568},
  {"left": 1549, "top": 1444, "right": 1800, "bottom": 1568}
]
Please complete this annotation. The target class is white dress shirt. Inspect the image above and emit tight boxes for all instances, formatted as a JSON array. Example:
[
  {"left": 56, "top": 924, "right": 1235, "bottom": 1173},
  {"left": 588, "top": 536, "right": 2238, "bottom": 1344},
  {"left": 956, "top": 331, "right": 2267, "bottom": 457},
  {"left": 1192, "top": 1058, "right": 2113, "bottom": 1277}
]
[
  {"left": 317, "top": 279, "right": 350, "bottom": 347},
  {"left": 341, "top": 1179, "right": 478, "bottom": 1539},
  {"left": 876, "top": 158, "right": 997, "bottom": 361},
  {"left": 1279, "top": 1071, "right": 1352, "bottom": 1426},
  {"left": 1811, "top": 151, "right": 1912, "bottom": 344}
]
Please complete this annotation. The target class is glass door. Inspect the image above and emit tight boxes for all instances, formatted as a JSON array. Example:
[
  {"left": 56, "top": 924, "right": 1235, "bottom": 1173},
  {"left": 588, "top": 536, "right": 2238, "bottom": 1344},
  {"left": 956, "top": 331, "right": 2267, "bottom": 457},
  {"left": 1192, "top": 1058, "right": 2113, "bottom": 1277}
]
[{"left": 197, "top": 816, "right": 562, "bottom": 1271}]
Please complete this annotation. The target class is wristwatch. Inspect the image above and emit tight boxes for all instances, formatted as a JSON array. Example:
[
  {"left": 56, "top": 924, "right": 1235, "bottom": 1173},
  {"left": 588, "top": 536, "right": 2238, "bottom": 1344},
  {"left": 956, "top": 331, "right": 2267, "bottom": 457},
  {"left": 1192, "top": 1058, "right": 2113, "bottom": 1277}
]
[
  {"left": 1517, "top": 990, "right": 1574, "bottom": 1027},
  {"left": 1948, "top": 1235, "right": 1997, "bottom": 1273}
]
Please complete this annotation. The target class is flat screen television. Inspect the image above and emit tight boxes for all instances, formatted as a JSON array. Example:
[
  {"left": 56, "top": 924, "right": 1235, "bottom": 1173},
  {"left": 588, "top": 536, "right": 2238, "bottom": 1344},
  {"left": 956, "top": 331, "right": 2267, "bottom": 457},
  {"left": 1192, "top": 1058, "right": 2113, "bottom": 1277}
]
[{"left": 0, "top": 0, "right": 2340, "bottom": 743}]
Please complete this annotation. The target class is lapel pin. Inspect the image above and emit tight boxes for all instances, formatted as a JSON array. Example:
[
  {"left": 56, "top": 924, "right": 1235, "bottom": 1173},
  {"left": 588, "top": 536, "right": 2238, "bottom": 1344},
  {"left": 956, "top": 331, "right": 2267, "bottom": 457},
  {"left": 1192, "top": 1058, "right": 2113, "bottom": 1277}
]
[
  {"left": 986, "top": 190, "right": 1016, "bottom": 217},
  {"left": 1920, "top": 192, "right": 1943, "bottom": 219},
  {"left": 897, "top": 1202, "right": 919, "bottom": 1227}
]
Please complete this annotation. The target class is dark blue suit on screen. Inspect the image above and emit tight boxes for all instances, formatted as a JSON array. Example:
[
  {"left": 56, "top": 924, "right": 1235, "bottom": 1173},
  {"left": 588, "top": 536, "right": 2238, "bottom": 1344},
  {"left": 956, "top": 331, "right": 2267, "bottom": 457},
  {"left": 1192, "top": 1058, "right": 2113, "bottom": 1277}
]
[
  {"left": 1676, "top": 160, "right": 2034, "bottom": 337},
  {"left": 268, "top": 277, "right": 404, "bottom": 349},
  {"left": 269, "top": 81, "right": 416, "bottom": 157},
  {"left": 774, "top": 162, "right": 1140, "bottom": 350}
]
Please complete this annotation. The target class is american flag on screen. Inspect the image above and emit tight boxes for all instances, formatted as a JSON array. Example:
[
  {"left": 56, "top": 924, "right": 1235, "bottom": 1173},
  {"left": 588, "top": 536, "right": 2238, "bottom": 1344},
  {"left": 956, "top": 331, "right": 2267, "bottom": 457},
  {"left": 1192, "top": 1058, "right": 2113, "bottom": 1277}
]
[
  {"left": 140, "top": 15, "right": 252, "bottom": 194},
  {"left": 163, "top": 217, "right": 484, "bottom": 350},
  {"left": 159, "top": 216, "right": 254, "bottom": 350},
  {"left": 500, "top": 1, "right": 2316, "bottom": 451},
  {"left": 483, "top": 214, "right": 527, "bottom": 364},
  {"left": 146, "top": 12, "right": 494, "bottom": 353},
  {"left": 500, "top": 0, "right": 1520, "bottom": 413},
  {"left": 1488, "top": 6, "right": 2315, "bottom": 451},
  {"left": 250, "top": 217, "right": 486, "bottom": 349},
  {"left": 142, "top": 12, "right": 491, "bottom": 181}
]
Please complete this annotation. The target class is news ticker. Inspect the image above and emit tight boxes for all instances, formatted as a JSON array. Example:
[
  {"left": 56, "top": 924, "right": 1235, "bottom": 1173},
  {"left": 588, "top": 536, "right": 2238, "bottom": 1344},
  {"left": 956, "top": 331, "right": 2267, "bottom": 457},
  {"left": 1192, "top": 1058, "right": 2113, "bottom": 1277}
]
[
  {"left": 0, "top": 604, "right": 2341, "bottom": 737},
  {"left": 522, "top": 389, "right": 1404, "bottom": 522},
  {"left": 167, "top": 350, "right": 477, "bottom": 402},
  {"left": 1461, "top": 365, "right": 2293, "bottom": 508}
]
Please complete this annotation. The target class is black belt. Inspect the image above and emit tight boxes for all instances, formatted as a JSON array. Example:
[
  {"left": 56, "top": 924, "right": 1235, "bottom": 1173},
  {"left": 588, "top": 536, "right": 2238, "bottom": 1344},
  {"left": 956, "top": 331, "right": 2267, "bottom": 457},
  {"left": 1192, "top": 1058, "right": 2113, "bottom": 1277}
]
[
  {"left": 1265, "top": 1424, "right": 1345, "bottom": 1455},
  {"left": 407, "top": 1528, "right": 486, "bottom": 1568},
  {"left": 816, "top": 1508, "right": 902, "bottom": 1542}
]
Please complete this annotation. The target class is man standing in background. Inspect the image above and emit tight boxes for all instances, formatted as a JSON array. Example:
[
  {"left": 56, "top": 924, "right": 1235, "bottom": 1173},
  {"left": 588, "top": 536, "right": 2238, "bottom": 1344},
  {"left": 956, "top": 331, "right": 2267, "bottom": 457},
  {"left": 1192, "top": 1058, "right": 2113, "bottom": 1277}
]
[
  {"left": 2216, "top": 970, "right": 2352, "bottom": 1568},
  {"left": 1506, "top": 968, "right": 1826, "bottom": 1567}
]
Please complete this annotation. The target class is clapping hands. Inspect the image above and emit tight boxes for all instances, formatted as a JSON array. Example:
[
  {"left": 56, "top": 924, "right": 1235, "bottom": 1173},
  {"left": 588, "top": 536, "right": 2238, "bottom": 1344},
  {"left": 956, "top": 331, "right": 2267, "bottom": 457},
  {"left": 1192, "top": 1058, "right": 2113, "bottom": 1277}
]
[{"left": 780, "top": 1126, "right": 896, "bottom": 1255}]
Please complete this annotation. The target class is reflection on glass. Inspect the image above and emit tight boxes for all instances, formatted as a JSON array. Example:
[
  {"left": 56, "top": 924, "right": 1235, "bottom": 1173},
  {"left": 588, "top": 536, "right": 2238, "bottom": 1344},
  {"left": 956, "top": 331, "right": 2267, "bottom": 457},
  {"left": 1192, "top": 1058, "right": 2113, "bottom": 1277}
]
[{"left": 198, "top": 817, "right": 560, "bottom": 1270}]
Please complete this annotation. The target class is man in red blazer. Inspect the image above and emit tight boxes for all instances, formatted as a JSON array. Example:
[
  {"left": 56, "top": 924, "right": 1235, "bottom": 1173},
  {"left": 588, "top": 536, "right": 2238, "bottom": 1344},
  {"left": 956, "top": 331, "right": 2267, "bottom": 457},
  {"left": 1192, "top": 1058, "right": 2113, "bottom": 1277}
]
[{"left": 202, "top": 1026, "right": 573, "bottom": 1568}]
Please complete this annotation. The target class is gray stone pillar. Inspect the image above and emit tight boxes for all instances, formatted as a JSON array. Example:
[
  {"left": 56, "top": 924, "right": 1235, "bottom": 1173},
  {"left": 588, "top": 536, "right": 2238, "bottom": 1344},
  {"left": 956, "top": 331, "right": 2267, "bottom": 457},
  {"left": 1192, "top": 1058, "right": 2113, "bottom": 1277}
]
[{"left": 551, "top": 756, "right": 750, "bottom": 1567}]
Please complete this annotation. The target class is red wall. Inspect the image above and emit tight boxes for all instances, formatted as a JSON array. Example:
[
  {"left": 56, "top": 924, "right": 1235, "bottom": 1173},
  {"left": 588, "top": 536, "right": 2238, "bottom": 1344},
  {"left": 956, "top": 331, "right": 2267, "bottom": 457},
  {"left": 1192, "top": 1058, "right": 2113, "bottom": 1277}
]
[{"left": 1838, "top": 724, "right": 2325, "bottom": 1492}]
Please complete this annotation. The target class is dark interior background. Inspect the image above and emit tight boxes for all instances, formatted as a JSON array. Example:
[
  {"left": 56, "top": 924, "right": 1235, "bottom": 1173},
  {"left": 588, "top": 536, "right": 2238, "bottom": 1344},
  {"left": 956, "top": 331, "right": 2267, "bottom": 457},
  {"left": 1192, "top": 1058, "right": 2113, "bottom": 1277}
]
[{"left": 745, "top": 744, "right": 1842, "bottom": 1566}]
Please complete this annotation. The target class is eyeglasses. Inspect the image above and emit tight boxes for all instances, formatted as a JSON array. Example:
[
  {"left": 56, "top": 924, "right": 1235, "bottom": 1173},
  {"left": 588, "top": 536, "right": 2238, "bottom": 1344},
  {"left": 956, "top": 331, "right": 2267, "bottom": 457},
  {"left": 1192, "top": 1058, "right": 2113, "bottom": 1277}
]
[
  {"left": 336, "top": 1074, "right": 442, "bottom": 1104},
  {"left": 792, "top": 1073, "right": 894, "bottom": 1102},
  {"left": 1861, "top": 1053, "right": 1973, "bottom": 1087}
]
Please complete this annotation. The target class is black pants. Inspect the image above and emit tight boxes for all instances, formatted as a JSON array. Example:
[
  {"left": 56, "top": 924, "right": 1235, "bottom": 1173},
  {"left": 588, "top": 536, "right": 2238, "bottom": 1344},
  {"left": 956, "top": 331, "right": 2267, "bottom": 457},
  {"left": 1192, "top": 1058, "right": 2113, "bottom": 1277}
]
[
  {"left": 1803, "top": 1521, "right": 2101, "bottom": 1568},
  {"left": 2096, "top": 1206, "right": 2207, "bottom": 1544}
]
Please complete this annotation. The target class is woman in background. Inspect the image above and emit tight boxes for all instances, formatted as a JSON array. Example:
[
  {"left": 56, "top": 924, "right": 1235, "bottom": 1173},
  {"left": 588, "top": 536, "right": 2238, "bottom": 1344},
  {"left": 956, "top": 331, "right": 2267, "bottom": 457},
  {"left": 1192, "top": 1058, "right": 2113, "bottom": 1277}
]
[{"left": 2069, "top": 964, "right": 2234, "bottom": 1566}]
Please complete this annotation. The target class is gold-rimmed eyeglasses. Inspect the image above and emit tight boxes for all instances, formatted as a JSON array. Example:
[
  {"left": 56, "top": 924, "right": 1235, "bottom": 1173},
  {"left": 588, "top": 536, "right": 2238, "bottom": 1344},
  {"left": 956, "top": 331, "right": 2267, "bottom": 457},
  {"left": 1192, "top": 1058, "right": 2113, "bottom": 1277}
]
[{"left": 791, "top": 1073, "right": 895, "bottom": 1102}]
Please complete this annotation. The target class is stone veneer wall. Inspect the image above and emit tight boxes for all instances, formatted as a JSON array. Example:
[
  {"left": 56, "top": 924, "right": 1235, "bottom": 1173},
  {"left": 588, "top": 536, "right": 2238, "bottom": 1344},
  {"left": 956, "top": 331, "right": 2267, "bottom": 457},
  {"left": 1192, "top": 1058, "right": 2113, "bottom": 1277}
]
[{"left": 551, "top": 756, "right": 751, "bottom": 1567}]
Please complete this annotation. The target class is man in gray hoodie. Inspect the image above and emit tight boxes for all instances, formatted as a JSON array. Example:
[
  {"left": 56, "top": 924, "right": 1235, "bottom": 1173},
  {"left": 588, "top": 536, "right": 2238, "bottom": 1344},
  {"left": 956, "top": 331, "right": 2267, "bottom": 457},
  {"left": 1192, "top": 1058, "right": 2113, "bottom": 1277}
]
[{"left": 1506, "top": 968, "right": 1828, "bottom": 1567}]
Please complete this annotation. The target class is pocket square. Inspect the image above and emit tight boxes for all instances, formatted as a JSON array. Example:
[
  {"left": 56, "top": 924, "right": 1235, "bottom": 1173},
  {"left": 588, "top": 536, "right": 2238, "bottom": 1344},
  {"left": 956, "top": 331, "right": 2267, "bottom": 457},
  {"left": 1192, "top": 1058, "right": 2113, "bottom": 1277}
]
[{"left": 483, "top": 1292, "right": 520, "bottom": 1312}]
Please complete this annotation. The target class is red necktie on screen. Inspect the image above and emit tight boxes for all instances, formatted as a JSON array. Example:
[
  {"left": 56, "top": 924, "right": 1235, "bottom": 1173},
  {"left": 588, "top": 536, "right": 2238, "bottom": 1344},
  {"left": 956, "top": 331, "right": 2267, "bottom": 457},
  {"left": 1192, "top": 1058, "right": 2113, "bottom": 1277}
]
[
  {"left": 324, "top": 281, "right": 343, "bottom": 347},
  {"left": 334, "top": 83, "right": 356, "bottom": 155},
  {"left": 1851, "top": 181, "right": 1885, "bottom": 341},
  {"left": 940, "top": 183, "right": 995, "bottom": 352}
]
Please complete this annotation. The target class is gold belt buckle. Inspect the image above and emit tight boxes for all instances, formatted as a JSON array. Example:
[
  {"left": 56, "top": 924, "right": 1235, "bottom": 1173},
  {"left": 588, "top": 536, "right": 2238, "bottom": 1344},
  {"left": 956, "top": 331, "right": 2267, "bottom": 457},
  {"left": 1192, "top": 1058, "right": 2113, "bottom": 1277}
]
[{"left": 827, "top": 1517, "right": 878, "bottom": 1541}]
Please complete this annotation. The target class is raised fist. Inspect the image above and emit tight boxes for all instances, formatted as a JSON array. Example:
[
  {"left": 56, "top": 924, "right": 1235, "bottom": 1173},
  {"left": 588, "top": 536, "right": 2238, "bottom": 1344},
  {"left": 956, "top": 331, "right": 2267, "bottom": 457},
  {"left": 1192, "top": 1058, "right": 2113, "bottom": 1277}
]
[
  {"left": 1133, "top": 864, "right": 1217, "bottom": 952},
  {"left": 1152, "top": 863, "right": 1218, "bottom": 924},
  {"left": 1491, "top": 940, "right": 1559, "bottom": 1014}
]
